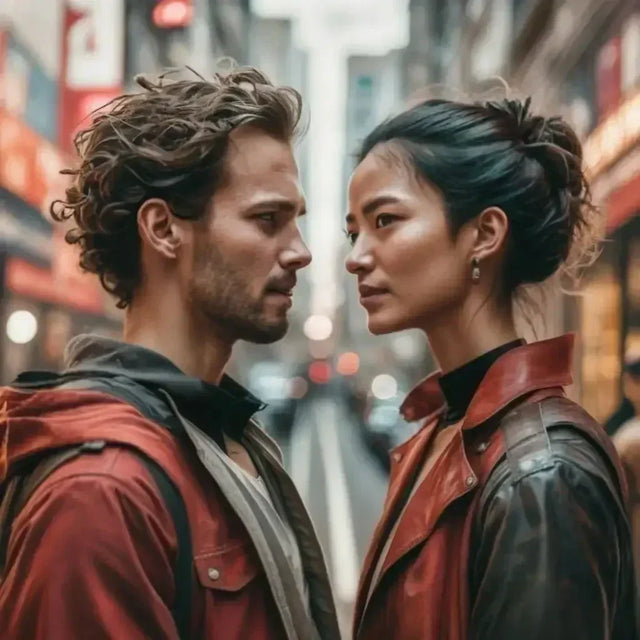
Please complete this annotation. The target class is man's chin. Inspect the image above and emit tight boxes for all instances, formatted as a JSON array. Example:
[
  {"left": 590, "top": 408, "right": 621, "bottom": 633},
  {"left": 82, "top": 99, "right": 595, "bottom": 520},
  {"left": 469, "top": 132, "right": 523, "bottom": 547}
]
[{"left": 243, "top": 318, "right": 289, "bottom": 344}]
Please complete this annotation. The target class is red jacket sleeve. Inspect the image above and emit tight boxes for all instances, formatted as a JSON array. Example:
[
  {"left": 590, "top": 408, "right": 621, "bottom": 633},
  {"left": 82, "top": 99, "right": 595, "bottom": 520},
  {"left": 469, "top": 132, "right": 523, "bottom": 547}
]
[{"left": 0, "top": 448, "right": 180, "bottom": 640}]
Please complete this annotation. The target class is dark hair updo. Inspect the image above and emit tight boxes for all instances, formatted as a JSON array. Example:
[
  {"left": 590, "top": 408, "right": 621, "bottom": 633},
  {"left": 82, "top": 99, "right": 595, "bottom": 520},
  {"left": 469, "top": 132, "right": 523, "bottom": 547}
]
[{"left": 358, "top": 97, "right": 597, "bottom": 295}]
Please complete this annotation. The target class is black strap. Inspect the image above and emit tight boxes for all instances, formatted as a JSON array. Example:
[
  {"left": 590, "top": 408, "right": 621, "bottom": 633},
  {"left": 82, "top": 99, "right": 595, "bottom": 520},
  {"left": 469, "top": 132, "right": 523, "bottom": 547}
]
[
  {"left": 0, "top": 443, "right": 193, "bottom": 640},
  {"left": 136, "top": 454, "right": 192, "bottom": 640},
  {"left": 0, "top": 444, "right": 97, "bottom": 575}
]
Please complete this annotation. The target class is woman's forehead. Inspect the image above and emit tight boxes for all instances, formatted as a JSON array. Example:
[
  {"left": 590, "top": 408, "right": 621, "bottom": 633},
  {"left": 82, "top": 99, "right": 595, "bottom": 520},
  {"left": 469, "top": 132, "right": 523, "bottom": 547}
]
[
  {"left": 349, "top": 149, "right": 443, "bottom": 210},
  {"left": 349, "top": 151, "right": 409, "bottom": 197}
]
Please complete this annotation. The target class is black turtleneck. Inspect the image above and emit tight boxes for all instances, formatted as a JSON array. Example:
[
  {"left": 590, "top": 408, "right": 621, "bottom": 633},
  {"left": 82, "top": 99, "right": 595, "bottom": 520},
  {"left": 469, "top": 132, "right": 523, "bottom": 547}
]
[{"left": 438, "top": 340, "right": 524, "bottom": 425}]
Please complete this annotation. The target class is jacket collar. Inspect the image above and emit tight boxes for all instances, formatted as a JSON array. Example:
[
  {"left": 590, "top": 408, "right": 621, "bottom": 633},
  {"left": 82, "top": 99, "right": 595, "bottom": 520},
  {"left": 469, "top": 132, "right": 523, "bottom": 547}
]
[
  {"left": 62, "top": 334, "right": 265, "bottom": 440},
  {"left": 400, "top": 334, "right": 574, "bottom": 430}
]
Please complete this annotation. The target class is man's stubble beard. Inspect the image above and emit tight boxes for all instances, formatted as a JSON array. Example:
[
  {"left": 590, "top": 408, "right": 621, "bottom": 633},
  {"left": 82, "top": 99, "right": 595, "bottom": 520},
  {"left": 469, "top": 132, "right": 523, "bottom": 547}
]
[{"left": 188, "top": 240, "right": 289, "bottom": 345}]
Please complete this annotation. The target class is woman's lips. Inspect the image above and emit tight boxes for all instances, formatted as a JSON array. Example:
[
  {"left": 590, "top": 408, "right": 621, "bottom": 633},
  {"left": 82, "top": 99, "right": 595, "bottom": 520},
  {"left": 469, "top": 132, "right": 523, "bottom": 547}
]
[{"left": 359, "top": 284, "right": 390, "bottom": 306}]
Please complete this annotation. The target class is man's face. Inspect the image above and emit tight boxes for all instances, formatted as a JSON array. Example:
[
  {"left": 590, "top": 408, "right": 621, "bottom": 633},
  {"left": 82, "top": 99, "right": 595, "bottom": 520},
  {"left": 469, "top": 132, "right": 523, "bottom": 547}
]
[{"left": 186, "top": 126, "right": 310, "bottom": 344}]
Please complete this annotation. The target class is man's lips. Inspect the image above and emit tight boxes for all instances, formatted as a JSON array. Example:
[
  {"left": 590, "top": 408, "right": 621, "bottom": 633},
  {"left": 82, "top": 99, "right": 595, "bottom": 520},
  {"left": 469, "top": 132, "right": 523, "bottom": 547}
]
[
  {"left": 266, "top": 287, "right": 294, "bottom": 296},
  {"left": 265, "top": 280, "right": 296, "bottom": 297}
]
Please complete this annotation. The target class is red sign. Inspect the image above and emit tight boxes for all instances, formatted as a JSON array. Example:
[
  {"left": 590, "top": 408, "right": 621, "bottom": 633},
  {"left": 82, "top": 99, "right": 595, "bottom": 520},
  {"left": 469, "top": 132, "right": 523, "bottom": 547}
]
[
  {"left": 6, "top": 256, "right": 105, "bottom": 315},
  {"left": 153, "top": 0, "right": 193, "bottom": 29},
  {"left": 58, "top": 0, "right": 125, "bottom": 154},
  {"left": 0, "top": 110, "right": 69, "bottom": 214}
]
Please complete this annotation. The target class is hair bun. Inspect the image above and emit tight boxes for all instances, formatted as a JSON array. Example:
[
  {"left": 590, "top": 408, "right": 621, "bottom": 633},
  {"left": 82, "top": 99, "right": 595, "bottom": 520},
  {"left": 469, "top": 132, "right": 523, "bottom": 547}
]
[{"left": 486, "top": 97, "right": 584, "bottom": 198}]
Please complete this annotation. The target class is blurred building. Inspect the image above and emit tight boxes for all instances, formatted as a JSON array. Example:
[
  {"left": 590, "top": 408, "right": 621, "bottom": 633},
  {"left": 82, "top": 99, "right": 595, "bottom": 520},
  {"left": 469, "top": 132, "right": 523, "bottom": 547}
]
[
  {"left": 0, "top": 0, "right": 255, "bottom": 383},
  {"left": 403, "top": 0, "right": 640, "bottom": 421},
  {"left": 125, "top": 0, "right": 251, "bottom": 82},
  {"left": 0, "top": 1, "right": 122, "bottom": 382}
]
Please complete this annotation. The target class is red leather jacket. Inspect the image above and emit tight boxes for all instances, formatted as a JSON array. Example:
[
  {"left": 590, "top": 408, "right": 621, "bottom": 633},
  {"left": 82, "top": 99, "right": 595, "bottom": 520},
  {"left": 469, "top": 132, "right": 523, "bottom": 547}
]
[{"left": 354, "top": 335, "right": 636, "bottom": 640}]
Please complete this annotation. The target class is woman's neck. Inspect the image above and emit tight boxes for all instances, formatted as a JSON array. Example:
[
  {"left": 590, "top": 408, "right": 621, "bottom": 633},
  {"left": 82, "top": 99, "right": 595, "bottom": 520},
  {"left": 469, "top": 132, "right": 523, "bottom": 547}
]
[{"left": 424, "top": 299, "right": 518, "bottom": 374}]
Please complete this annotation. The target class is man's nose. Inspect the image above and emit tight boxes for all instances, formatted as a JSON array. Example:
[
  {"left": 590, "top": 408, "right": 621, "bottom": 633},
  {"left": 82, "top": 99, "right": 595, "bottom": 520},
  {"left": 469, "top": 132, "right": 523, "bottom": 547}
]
[{"left": 280, "top": 234, "right": 312, "bottom": 271}]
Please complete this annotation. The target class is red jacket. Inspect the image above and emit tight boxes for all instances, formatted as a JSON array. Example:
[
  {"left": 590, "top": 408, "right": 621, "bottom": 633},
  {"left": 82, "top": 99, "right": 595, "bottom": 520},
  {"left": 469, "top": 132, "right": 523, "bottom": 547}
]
[
  {"left": 353, "top": 335, "right": 636, "bottom": 640},
  {"left": 0, "top": 353, "right": 338, "bottom": 640}
]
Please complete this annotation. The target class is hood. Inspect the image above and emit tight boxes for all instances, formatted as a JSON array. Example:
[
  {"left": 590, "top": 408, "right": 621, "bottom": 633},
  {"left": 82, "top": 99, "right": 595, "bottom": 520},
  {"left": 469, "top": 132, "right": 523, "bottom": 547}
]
[{"left": 1, "top": 334, "right": 265, "bottom": 481}]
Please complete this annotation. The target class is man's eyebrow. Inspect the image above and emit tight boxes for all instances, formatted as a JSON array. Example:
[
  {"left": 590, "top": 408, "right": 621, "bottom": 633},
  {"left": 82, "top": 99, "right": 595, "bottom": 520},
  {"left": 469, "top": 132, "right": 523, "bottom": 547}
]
[{"left": 246, "top": 198, "right": 305, "bottom": 214}]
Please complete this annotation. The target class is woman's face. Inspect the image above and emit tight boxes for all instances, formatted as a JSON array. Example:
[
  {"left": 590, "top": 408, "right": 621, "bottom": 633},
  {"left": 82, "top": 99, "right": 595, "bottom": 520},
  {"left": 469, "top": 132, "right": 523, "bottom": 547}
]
[{"left": 346, "top": 148, "right": 474, "bottom": 335}]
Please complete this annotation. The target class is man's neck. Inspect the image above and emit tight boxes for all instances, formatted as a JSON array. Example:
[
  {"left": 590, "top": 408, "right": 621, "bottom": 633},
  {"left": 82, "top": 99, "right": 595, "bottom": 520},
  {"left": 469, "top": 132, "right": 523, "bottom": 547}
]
[{"left": 123, "top": 300, "right": 233, "bottom": 385}]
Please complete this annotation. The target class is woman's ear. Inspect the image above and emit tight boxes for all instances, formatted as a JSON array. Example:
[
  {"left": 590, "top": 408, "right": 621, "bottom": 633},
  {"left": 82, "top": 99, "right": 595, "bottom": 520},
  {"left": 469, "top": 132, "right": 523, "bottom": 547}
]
[
  {"left": 137, "top": 199, "right": 184, "bottom": 259},
  {"left": 472, "top": 206, "right": 509, "bottom": 261}
]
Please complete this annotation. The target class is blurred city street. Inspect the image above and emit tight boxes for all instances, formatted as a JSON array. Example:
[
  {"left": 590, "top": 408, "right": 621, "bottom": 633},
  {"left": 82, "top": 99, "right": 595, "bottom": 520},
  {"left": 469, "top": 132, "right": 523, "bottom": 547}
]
[
  {"left": 285, "top": 392, "right": 389, "bottom": 630},
  {"left": 0, "top": 0, "right": 639, "bottom": 638}
]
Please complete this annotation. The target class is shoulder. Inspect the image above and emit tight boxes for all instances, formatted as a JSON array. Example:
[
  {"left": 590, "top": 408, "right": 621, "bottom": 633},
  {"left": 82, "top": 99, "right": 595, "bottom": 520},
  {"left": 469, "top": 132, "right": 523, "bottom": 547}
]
[
  {"left": 478, "top": 416, "right": 626, "bottom": 528},
  {"left": 14, "top": 447, "right": 174, "bottom": 542}
]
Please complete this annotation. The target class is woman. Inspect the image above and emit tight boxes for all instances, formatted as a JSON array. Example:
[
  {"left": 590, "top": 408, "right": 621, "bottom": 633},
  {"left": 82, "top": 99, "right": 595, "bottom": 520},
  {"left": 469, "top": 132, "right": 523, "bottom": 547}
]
[{"left": 345, "top": 97, "right": 636, "bottom": 639}]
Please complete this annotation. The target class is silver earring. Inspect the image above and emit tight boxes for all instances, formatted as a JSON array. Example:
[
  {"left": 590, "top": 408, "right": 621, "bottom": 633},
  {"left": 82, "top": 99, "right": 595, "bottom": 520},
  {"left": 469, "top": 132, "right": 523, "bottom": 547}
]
[{"left": 471, "top": 257, "right": 480, "bottom": 283}]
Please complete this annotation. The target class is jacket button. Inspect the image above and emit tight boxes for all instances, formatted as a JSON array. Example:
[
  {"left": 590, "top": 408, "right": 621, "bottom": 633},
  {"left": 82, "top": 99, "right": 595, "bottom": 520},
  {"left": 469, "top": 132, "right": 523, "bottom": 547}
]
[
  {"left": 465, "top": 476, "right": 476, "bottom": 487},
  {"left": 476, "top": 441, "right": 488, "bottom": 453},
  {"left": 392, "top": 452, "right": 402, "bottom": 463},
  {"left": 208, "top": 568, "right": 220, "bottom": 581}
]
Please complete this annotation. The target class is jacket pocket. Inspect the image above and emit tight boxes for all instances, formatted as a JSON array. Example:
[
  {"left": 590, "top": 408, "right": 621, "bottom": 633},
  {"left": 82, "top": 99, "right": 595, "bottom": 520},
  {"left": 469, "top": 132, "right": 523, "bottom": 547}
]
[{"left": 194, "top": 542, "right": 261, "bottom": 592}]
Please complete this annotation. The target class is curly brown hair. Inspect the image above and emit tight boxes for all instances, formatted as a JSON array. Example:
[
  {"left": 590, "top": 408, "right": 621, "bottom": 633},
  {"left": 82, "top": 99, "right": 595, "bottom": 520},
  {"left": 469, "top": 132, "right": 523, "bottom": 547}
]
[{"left": 51, "top": 66, "right": 303, "bottom": 308}]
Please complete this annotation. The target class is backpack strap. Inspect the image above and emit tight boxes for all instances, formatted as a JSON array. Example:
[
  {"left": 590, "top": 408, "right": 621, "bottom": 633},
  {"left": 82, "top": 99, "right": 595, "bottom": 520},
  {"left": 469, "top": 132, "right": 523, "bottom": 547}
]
[
  {"left": 0, "top": 443, "right": 100, "bottom": 575},
  {"left": 0, "top": 442, "right": 192, "bottom": 640},
  {"left": 136, "top": 452, "right": 192, "bottom": 640},
  {"left": 478, "top": 396, "right": 628, "bottom": 516}
]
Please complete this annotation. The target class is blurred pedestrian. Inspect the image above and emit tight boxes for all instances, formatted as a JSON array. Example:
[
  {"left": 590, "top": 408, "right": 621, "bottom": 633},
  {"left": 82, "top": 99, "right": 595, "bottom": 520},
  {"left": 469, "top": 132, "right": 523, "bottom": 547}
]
[
  {"left": 608, "top": 356, "right": 640, "bottom": 436},
  {"left": 0, "top": 68, "right": 339, "bottom": 640},
  {"left": 345, "top": 97, "right": 636, "bottom": 639},
  {"left": 612, "top": 356, "right": 640, "bottom": 597}
]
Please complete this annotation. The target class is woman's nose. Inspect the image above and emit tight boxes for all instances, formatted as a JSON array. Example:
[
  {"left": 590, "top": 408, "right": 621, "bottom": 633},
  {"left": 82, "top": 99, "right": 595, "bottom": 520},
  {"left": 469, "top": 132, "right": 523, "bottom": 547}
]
[{"left": 345, "top": 237, "right": 374, "bottom": 274}]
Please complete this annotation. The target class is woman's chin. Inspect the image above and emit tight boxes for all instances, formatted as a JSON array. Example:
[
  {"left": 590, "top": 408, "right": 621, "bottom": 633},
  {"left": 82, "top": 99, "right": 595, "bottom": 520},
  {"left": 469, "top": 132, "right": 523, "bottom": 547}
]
[{"left": 367, "top": 313, "right": 408, "bottom": 335}]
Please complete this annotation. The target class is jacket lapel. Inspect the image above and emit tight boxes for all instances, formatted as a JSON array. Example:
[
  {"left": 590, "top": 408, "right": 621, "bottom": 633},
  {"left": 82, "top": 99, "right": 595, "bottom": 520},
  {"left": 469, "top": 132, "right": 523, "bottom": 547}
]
[
  {"left": 245, "top": 422, "right": 342, "bottom": 640},
  {"left": 161, "top": 392, "right": 320, "bottom": 640},
  {"left": 354, "top": 419, "right": 438, "bottom": 624},
  {"left": 356, "top": 423, "right": 478, "bottom": 630},
  {"left": 377, "top": 428, "right": 476, "bottom": 580}
]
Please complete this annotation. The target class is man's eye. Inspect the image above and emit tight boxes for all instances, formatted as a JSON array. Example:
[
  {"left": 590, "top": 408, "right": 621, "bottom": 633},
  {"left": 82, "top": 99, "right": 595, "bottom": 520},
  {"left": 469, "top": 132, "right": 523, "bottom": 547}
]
[
  {"left": 375, "top": 214, "right": 397, "bottom": 229},
  {"left": 257, "top": 212, "right": 277, "bottom": 224}
]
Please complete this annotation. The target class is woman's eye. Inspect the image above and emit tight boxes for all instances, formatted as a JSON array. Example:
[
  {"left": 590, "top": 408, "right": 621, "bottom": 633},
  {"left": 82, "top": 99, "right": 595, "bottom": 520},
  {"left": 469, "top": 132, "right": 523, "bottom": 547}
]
[
  {"left": 375, "top": 213, "right": 397, "bottom": 229},
  {"left": 344, "top": 229, "right": 358, "bottom": 246}
]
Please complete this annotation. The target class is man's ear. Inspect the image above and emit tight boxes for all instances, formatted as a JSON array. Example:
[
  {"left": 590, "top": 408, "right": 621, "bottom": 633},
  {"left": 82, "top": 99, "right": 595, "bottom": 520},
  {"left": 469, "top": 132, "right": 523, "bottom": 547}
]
[
  {"left": 137, "top": 199, "right": 184, "bottom": 259},
  {"left": 471, "top": 206, "right": 509, "bottom": 261}
]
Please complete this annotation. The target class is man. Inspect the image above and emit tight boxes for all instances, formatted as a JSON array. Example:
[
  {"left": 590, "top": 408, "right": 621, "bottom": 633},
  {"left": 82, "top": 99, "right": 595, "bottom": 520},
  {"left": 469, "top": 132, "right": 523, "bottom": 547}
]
[{"left": 0, "top": 67, "right": 340, "bottom": 640}]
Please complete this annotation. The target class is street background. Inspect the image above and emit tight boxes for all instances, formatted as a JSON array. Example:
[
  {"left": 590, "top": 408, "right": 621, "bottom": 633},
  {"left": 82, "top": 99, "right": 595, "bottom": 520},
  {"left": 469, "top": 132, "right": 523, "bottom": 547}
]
[{"left": 0, "top": 0, "right": 638, "bottom": 635}]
